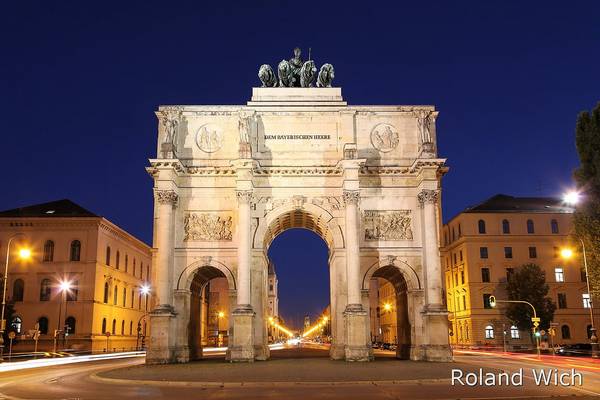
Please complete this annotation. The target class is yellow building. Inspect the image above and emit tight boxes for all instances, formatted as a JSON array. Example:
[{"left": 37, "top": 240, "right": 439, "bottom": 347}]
[
  {"left": 369, "top": 278, "right": 398, "bottom": 344},
  {"left": 442, "top": 194, "right": 594, "bottom": 349},
  {"left": 0, "top": 199, "right": 152, "bottom": 353}
]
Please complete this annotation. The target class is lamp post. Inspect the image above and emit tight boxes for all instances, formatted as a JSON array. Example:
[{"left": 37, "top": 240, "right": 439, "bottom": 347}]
[
  {"left": 489, "top": 296, "right": 541, "bottom": 358},
  {"left": 562, "top": 190, "right": 599, "bottom": 359},
  {"left": 561, "top": 244, "right": 599, "bottom": 358},
  {"left": 136, "top": 284, "right": 151, "bottom": 350},
  {"left": 54, "top": 280, "right": 72, "bottom": 353},
  {"left": 1, "top": 234, "right": 31, "bottom": 361}
]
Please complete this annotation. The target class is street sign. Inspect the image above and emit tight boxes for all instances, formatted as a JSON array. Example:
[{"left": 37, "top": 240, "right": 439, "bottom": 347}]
[
  {"left": 533, "top": 321, "right": 540, "bottom": 327},
  {"left": 549, "top": 328, "right": 556, "bottom": 336},
  {"left": 531, "top": 317, "right": 541, "bottom": 322},
  {"left": 540, "top": 329, "right": 546, "bottom": 336}
]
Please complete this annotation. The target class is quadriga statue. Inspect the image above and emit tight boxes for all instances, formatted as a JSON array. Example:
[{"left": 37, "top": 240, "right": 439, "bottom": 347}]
[
  {"left": 277, "top": 59, "right": 294, "bottom": 87},
  {"left": 258, "top": 64, "right": 277, "bottom": 87},
  {"left": 317, "top": 63, "right": 334, "bottom": 88},
  {"left": 300, "top": 60, "right": 317, "bottom": 87}
]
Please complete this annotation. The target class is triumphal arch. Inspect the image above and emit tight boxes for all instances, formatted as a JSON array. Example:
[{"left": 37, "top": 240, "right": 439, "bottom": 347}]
[{"left": 146, "top": 50, "right": 452, "bottom": 363}]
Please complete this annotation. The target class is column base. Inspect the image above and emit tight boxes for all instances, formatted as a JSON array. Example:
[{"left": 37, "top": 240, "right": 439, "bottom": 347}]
[
  {"left": 173, "top": 345, "right": 190, "bottom": 363},
  {"left": 344, "top": 304, "right": 371, "bottom": 362},
  {"left": 420, "top": 305, "right": 453, "bottom": 362},
  {"left": 254, "top": 344, "right": 270, "bottom": 361},
  {"left": 229, "top": 307, "right": 255, "bottom": 362},
  {"left": 146, "top": 308, "right": 177, "bottom": 365},
  {"left": 329, "top": 344, "right": 345, "bottom": 360}
]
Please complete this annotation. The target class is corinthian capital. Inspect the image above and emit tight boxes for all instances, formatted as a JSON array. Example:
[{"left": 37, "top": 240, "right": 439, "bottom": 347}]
[
  {"left": 155, "top": 190, "right": 178, "bottom": 205},
  {"left": 417, "top": 189, "right": 439, "bottom": 207},
  {"left": 236, "top": 190, "right": 253, "bottom": 204},
  {"left": 342, "top": 190, "right": 360, "bottom": 206}
]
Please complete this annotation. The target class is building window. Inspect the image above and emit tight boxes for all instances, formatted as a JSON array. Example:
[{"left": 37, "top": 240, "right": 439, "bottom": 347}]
[
  {"left": 116, "top": 251, "right": 120, "bottom": 270},
  {"left": 504, "top": 247, "right": 513, "bottom": 259},
  {"left": 452, "top": 227, "right": 456, "bottom": 242},
  {"left": 480, "top": 247, "right": 488, "bottom": 259},
  {"left": 65, "top": 316, "right": 76, "bottom": 335},
  {"left": 125, "top": 255, "right": 129, "bottom": 272},
  {"left": 43, "top": 240, "right": 54, "bottom": 262},
  {"left": 10, "top": 316, "right": 22, "bottom": 334},
  {"left": 555, "top": 267, "right": 564, "bottom": 283},
  {"left": 458, "top": 224, "right": 462, "bottom": 237},
  {"left": 103, "top": 282, "right": 109, "bottom": 303},
  {"left": 112, "top": 319, "right": 116, "bottom": 335},
  {"left": 106, "top": 246, "right": 111, "bottom": 266},
  {"left": 453, "top": 253, "right": 457, "bottom": 265},
  {"left": 70, "top": 240, "right": 81, "bottom": 261},
  {"left": 526, "top": 219, "right": 535, "bottom": 234},
  {"left": 485, "top": 325, "right": 494, "bottom": 339},
  {"left": 583, "top": 294, "right": 591, "bottom": 308},
  {"left": 114, "top": 285, "right": 118, "bottom": 305},
  {"left": 502, "top": 219, "right": 510, "bottom": 234},
  {"left": 129, "top": 321, "right": 133, "bottom": 335},
  {"left": 478, "top": 219, "right": 486, "bottom": 234},
  {"left": 483, "top": 294, "right": 493, "bottom": 309},
  {"left": 122, "top": 287, "right": 127, "bottom": 307},
  {"left": 561, "top": 325, "right": 571, "bottom": 339},
  {"left": 551, "top": 219, "right": 559, "bottom": 234},
  {"left": 38, "top": 317, "right": 49, "bottom": 334},
  {"left": 40, "top": 279, "right": 51, "bottom": 301},
  {"left": 131, "top": 289, "right": 135, "bottom": 308},
  {"left": 138, "top": 293, "right": 142, "bottom": 310},
  {"left": 462, "top": 295, "right": 466, "bottom": 310},
  {"left": 528, "top": 246, "right": 537, "bottom": 258},
  {"left": 140, "top": 263, "right": 143, "bottom": 279},
  {"left": 67, "top": 280, "right": 78, "bottom": 301},
  {"left": 12, "top": 279, "right": 24, "bottom": 302},
  {"left": 510, "top": 325, "right": 519, "bottom": 339},
  {"left": 102, "top": 318, "right": 107, "bottom": 334},
  {"left": 460, "top": 270, "right": 465, "bottom": 284},
  {"left": 133, "top": 259, "right": 136, "bottom": 276},
  {"left": 121, "top": 320, "right": 125, "bottom": 335},
  {"left": 481, "top": 268, "right": 490, "bottom": 282},
  {"left": 146, "top": 265, "right": 150, "bottom": 281},
  {"left": 558, "top": 293, "right": 567, "bottom": 309},
  {"left": 459, "top": 250, "right": 463, "bottom": 262},
  {"left": 506, "top": 268, "right": 514, "bottom": 282}
]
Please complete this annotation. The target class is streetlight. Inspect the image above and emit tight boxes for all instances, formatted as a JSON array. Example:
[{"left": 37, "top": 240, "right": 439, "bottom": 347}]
[
  {"left": 136, "top": 284, "right": 152, "bottom": 350},
  {"left": 1, "top": 234, "right": 31, "bottom": 361},
  {"left": 54, "top": 279, "right": 72, "bottom": 353},
  {"left": 563, "top": 191, "right": 581, "bottom": 205},
  {"left": 489, "top": 295, "right": 541, "bottom": 358},
  {"left": 561, "top": 244, "right": 599, "bottom": 358},
  {"left": 383, "top": 303, "right": 392, "bottom": 312}
]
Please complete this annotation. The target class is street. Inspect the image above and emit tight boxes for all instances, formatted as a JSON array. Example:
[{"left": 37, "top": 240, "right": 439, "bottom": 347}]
[{"left": 0, "top": 345, "right": 598, "bottom": 399}]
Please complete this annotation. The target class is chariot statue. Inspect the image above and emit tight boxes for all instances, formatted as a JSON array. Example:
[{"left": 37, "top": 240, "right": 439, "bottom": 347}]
[{"left": 258, "top": 47, "right": 335, "bottom": 88}]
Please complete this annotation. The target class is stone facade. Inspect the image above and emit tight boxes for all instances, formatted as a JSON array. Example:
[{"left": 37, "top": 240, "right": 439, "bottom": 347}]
[{"left": 146, "top": 87, "right": 452, "bottom": 363}]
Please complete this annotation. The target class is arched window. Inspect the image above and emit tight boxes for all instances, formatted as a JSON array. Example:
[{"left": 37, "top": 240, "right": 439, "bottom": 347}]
[
  {"left": 122, "top": 287, "right": 127, "bottom": 307},
  {"left": 10, "top": 316, "right": 22, "bottom": 334},
  {"left": 561, "top": 325, "right": 571, "bottom": 339},
  {"left": 113, "top": 285, "right": 118, "bottom": 305},
  {"left": 43, "top": 240, "right": 54, "bottom": 262},
  {"left": 146, "top": 265, "right": 150, "bottom": 281},
  {"left": 133, "top": 258, "right": 136, "bottom": 276},
  {"left": 112, "top": 319, "right": 116, "bottom": 334},
  {"left": 138, "top": 293, "right": 142, "bottom": 310},
  {"left": 70, "top": 240, "right": 81, "bottom": 261},
  {"left": 526, "top": 219, "right": 535, "bottom": 234},
  {"left": 40, "top": 279, "right": 51, "bottom": 301},
  {"left": 551, "top": 219, "right": 559, "bottom": 234},
  {"left": 129, "top": 320, "right": 133, "bottom": 335},
  {"left": 510, "top": 325, "right": 520, "bottom": 339},
  {"left": 101, "top": 318, "right": 107, "bottom": 334},
  {"left": 484, "top": 324, "right": 494, "bottom": 339},
  {"left": 131, "top": 289, "right": 134, "bottom": 308},
  {"left": 67, "top": 280, "right": 78, "bottom": 301},
  {"left": 65, "top": 316, "right": 76, "bottom": 335},
  {"left": 38, "top": 317, "right": 49, "bottom": 334},
  {"left": 121, "top": 320, "right": 125, "bottom": 335},
  {"left": 502, "top": 219, "right": 510, "bottom": 234},
  {"left": 105, "top": 246, "right": 111, "bottom": 266},
  {"left": 103, "top": 282, "right": 109, "bottom": 303},
  {"left": 140, "top": 263, "right": 143, "bottom": 279},
  {"left": 116, "top": 251, "right": 120, "bottom": 269},
  {"left": 478, "top": 220, "right": 486, "bottom": 234},
  {"left": 13, "top": 279, "right": 24, "bottom": 302}
]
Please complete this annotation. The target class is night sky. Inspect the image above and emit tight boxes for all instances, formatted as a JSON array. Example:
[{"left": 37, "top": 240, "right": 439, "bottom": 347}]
[{"left": 2, "top": 1, "right": 599, "bottom": 324}]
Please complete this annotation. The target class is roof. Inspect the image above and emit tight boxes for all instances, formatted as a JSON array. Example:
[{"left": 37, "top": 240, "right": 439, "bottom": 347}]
[
  {"left": 463, "top": 194, "right": 573, "bottom": 214},
  {"left": 0, "top": 199, "right": 99, "bottom": 218}
]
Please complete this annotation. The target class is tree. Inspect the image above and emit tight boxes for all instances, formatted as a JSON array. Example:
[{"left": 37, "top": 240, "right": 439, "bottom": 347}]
[
  {"left": 505, "top": 264, "right": 556, "bottom": 332},
  {"left": 573, "top": 102, "right": 600, "bottom": 296}
]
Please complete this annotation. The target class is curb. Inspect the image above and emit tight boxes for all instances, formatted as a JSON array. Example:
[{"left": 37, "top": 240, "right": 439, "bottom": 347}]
[{"left": 89, "top": 373, "right": 450, "bottom": 388}]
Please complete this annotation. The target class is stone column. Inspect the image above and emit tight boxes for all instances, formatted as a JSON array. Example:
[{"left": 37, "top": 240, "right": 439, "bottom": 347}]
[
  {"left": 154, "top": 189, "right": 178, "bottom": 309},
  {"left": 229, "top": 190, "right": 255, "bottom": 362},
  {"left": 343, "top": 189, "right": 370, "bottom": 361},
  {"left": 418, "top": 189, "right": 452, "bottom": 361},
  {"left": 418, "top": 189, "right": 443, "bottom": 307}
]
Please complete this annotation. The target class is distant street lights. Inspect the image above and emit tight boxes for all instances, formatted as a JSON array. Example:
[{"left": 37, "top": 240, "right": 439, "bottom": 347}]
[
  {"left": 562, "top": 190, "right": 599, "bottom": 359},
  {"left": 137, "top": 284, "right": 152, "bottom": 350},
  {"left": 1, "top": 234, "right": 31, "bottom": 361},
  {"left": 54, "top": 280, "right": 73, "bottom": 353},
  {"left": 489, "top": 295, "right": 541, "bottom": 358}
]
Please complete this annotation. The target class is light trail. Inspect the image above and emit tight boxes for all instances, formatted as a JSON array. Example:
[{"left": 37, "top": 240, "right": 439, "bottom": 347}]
[{"left": 0, "top": 351, "right": 145, "bottom": 373}]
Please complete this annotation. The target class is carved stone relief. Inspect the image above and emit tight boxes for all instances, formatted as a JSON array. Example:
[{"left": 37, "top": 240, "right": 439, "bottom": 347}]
[
  {"left": 370, "top": 123, "right": 399, "bottom": 153},
  {"left": 363, "top": 210, "right": 413, "bottom": 240},
  {"left": 195, "top": 123, "right": 223, "bottom": 153},
  {"left": 184, "top": 212, "right": 233, "bottom": 241}
]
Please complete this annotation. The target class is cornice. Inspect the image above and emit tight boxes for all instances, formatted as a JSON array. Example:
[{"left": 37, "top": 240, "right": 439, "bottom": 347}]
[{"left": 253, "top": 166, "right": 342, "bottom": 176}]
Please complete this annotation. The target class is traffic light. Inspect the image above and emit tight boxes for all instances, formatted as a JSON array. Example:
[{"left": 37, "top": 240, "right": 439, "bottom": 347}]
[{"left": 489, "top": 295, "right": 496, "bottom": 308}]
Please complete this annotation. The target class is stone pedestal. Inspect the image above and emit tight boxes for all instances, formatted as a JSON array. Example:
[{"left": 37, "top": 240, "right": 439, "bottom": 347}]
[
  {"left": 229, "top": 308, "right": 255, "bottom": 362},
  {"left": 329, "top": 344, "right": 345, "bottom": 360},
  {"left": 146, "top": 309, "right": 176, "bottom": 365},
  {"left": 421, "top": 305, "right": 453, "bottom": 362},
  {"left": 344, "top": 305, "right": 370, "bottom": 362}
]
